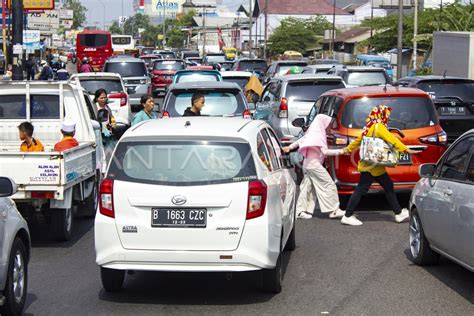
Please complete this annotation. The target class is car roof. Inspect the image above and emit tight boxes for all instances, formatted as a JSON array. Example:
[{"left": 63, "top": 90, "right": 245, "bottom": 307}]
[
  {"left": 322, "top": 86, "right": 430, "bottom": 98},
  {"left": 273, "top": 74, "right": 344, "bottom": 82},
  {"left": 125, "top": 117, "right": 265, "bottom": 140},
  {"left": 335, "top": 66, "right": 386, "bottom": 71},
  {"left": 271, "top": 60, "right": 308, "bottom": 65},
  {"left": 106, "top": 56, "right": 144, "bottom": 63},
  {"left": 70, "top": 72, "right": 122, "bottom": 79},
  {"left": 175, "top": 69, "right": 221, "bottom": 75},
  {"left": 307, "top": 64, "right": 336, "bottom": 69},
  {"left": 236, "top": 58, "right": 266, "bottom": 62},
  {"left": 154, "top": 58, "right": 184, "bottom": 63},
  {"left": 397, "top": 75, "right": 474, "bottom": 82},
  {"left": 167, "top": 81, "right": 241, "bottom": 90},
  {"left": 221, "top": 71, "right": 253, "bottom": 77}
]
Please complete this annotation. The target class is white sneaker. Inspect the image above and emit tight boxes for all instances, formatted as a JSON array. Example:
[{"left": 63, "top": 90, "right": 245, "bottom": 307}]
[
  {"left": 297, "top": 212, "right": 313, "bottom": 219},
  {"left": 329, "top": 209, "right": 346, "bottom": 219},
  {"left": 341, "top": 215, "right": 363, "bottom": 226},
  {"left": 395, "top": 208, "right": 409, "bottom": 223}
]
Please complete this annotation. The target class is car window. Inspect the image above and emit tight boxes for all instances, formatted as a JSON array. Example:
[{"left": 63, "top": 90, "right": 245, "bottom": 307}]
[
  {"left": 307, "top": 103, "right": 318, "bottom": 125},
  {"left": 346, "top": 71, "right": 387, "bottom": 86},
  {"left": 320, "top": 96, "right": 343, "bottom": 118},
  {"left": 257, "top": 132, "right": 272, "bottom": 171},
  {"left": 223, "top": 77, "right": 249, "bottom": 89},
  {"left": 276, "top": 63, "right": 308, "bottom": 75},
  {"left": 262, "top": 82, "right": 279, "bottom": 102},
  {"left": 166, "top": 90, "right": 246, "bottom": 116},
  {"left": 105, "top": 62, "right": 147, "bottom": 77},
  {"left": 467, "top": 153, "right": 474, "bottom": 183},
  {"left": 341, "top": 97, "right": 438, "bottom": 130},
  {"left": 237, "top": 60, "right": 267, "bottom": 72},
  {"left": 416, "top": 81, "right": 474, "bottom": 101},
  {"left": 260, "top": 129, "right": 281, "bottom": 170},
  {"left": 439, "top": 137, "right": 474, "bottom": 181},
  {"left": 83, "top": 93, "right": 97, "bottom": 120},
  {"left": 1, "top": 95, "right": 60, "bottom": 119},
  {"left": 205, "top": 55, "right": 226, "bottom": 63},
  {"left": 285, "top": 81, "right": 344, "bottom": 102},
  {"left": 153, "top": 60, "right": 185, "bottom": 71},
  {"left": 108, "top": 141, "right": 257, "bottom": 186},
  {"left": 79, "top": 79, "right": 124, "bottom": 94}
]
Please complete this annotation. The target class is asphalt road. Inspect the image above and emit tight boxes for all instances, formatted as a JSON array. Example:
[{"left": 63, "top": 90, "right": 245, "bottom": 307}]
[{"left": 24, "top": 194, "right": 474, "bottom": 315}]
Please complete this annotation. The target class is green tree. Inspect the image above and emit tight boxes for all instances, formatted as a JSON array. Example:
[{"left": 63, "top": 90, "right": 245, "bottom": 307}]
[
  {"left": 268, "top": 17, "right": 331, "bottom": 56},
  {"left": 109, "top": 21, "right": 123, "bottom": 35},
  {"left": 63, "top": 0, "right": 87, "bottom": 29},
  {"left": 123, "top": 14, "right": 152, "bottom": 37},
  {"left": 164, "top": 10, "right": 197, "bottom": 48}
]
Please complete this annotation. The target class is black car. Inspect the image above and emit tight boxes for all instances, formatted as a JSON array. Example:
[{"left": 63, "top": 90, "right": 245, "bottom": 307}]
[
  {"left": 232, "top": 58, "right": 268, "bottom": 73},
  {"left": 395, "top": 76, "right": 474, "bottom": 143}
]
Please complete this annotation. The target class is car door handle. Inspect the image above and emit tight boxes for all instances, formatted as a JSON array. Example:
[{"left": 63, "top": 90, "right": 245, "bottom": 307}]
[{"left": 444, "top": 189, "right": 453, "bottom": 196}]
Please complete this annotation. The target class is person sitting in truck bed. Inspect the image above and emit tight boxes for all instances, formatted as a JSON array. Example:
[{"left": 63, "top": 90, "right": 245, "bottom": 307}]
[
  {"left": 18, "top": 121, "right": 44, "bottom": 152},
  {"left": 54, "top": 120, "right": 79, "bottom": 152}
]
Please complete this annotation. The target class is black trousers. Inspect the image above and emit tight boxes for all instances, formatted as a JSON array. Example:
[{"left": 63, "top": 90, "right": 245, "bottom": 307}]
[
  {"left": 345, "top": 172, "right": 402, "bottom": 217},
  {"left": 26, "top": 69, "right": 35, "bottom": 80}
]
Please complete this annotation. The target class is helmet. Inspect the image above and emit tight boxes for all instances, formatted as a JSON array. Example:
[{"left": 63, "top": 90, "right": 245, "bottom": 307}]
[
  {"left": 40, "top": 60, "right": 47, "bottom": 66},
  {"left": 82, "top": 57, "right": 88, "bottom": 63},
  {"left": 287, "top": 66, "right": 301, "bottom": 75}
]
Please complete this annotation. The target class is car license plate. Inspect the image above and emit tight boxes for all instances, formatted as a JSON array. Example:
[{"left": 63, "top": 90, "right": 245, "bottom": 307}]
[
  {"left": 398, "top": 153, "right": 412, "bottom": 165},
  {"left": 441, "top": 107, "right": 465, "bottom": 115},
  {"left": 151, "top": 208, "right": 207, "bottom": 228}
]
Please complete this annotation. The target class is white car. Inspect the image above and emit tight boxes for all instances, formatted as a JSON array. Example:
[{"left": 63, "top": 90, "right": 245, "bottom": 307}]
[
  {"left": 221, "top": 71, "right": 253, "bottom": 90},
  {"left": 70, "top": 72, "right": 133, "bottom": 132},
  {"left": 95, "top": 117, "right": 297, "bottom": 293}
]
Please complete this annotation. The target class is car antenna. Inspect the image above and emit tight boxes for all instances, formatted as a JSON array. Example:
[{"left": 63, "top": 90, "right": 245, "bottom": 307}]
[
  {"left": 185, "top": 120, "right": 191, "bottom": 127},
  {"left": 383, "top": 83, "right": 388, "bottom": 92},
  {"left": 443, "top": 70, "right": 447, "bottom": 78}
]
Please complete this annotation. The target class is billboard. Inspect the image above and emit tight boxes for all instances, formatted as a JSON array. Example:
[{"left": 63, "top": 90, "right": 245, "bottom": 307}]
[
  {"left": 27, "top": 10, "right": 60, "bottom": 32},
  {"left": 59, "top": 9, "right": 73, "bottom": 19},
  {"left": 151, "top": 0, "right": 186, "bottom": 13},
  {"left": 7, "top": 0, "right": 54, "bottom": 10},
  {"left": 23, "top": 30, "right": 41, "bottom": 50}
]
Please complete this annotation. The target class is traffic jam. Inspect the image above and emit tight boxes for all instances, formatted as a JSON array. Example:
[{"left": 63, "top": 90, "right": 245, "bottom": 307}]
[{"left": 0, "top": 29, "right": 473, "bottom": 315}]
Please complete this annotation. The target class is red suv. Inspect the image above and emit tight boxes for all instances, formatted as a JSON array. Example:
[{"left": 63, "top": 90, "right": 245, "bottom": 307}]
[
  {"left": 314, "top": 86, "right": 447, "bottom": 197},
  {"left": 151, "top": 59, "right": 186, "bottom": 97}
]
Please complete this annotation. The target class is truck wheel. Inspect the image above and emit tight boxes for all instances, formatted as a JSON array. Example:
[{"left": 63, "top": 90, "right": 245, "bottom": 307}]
[
  {"left": 0, "top": 238, "right": 28, "bottom": 316},
  {"left": 261, "top": 253, "right": 283, "bottom": 293},
  {"left": 52, "top": 208, "right": 73, "bottom": 241},
  {"left": 101, "top": 267, "right": 125, "bottom": 292},
  {"left": 81, "top": 180, "right": 98, "bottom": 218}
]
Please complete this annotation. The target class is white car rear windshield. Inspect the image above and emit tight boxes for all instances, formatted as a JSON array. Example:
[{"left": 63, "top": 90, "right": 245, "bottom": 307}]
[
  {"left": 346, "top": 71, "right": 387, "bottom": 86},
  {"left": 80, "top": 79, "right": 123, "bottom": 94},
  {"left": 175, "top": 73, "right": 220, "bottom": 83},
  {"left": 107, "top": 141, "right": 257, "bottom": 186}
]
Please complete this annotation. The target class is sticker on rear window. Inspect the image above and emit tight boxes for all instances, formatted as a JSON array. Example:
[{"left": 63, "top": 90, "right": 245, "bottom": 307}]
[
  {"left": 163, "top": 61, "right": 176, "bottom": 64},
  {"left": 233, "top": 175, "right": 258, "bottom": 182}
]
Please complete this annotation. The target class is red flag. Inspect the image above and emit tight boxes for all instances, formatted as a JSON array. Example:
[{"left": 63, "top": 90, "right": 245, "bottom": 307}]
[{"left": 218, "top": 27, "right": 225, "bottom": 50}]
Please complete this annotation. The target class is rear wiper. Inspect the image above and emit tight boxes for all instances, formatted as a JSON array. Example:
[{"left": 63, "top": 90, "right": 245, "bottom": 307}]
[{"left": 434, "top": 96, "right": 464, "bottom": 103}]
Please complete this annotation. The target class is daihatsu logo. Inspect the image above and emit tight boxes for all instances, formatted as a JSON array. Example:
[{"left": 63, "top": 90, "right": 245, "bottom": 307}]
[{"left": 171, "top": 195, "right": 187, "bottom": 205}]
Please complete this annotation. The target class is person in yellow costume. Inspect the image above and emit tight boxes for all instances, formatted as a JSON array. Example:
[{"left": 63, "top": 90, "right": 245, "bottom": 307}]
[{"left": 244, "top": 75, "right": 263, "bottom": 104}]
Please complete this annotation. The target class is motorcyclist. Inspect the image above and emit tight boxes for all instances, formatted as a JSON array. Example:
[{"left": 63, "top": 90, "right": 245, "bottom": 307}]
[
  {"left": 80, "top": 57, "right": 93, "bottom": 73},
  {"left": 56, "top": 63, "right": 69, "bottom": 80},
  {"left": 38, "top": 61, "right": 53, "bottom": 80}
]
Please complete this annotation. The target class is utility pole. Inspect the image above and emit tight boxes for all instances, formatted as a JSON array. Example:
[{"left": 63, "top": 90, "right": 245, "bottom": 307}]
[
  {"left": 121, "top": 0, "right": 124, "bottom": 34},
  {"left": 264, "top": 0, "right": 268, "bottom": 60},
  {"left": 397, "top": 0, "right": 403, "bottom": 79},
  {"left": 12, "top": 0, "right": 23, "bottom": 80},
  {"left": 369, "top": 0, "right": 373, "bottom": 52},
  {"left": 412, "top": 0, "right": 418, "bottom": 72},
  {"left": 202, "top": 7, "right": 206, "bottom": 55},
  {"left": 331, "top": 0, "right": 336, "bottom": 58},
  {"left": 2, "top": 0, "right": 7, "bottom": 61},
  {"left": 248, "top": 0, "right": 252, "bottom": 55}
]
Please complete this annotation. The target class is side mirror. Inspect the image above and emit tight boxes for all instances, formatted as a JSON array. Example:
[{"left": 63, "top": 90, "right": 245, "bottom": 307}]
[
  {"left": 127, "top": 87, "right": 135, "bottom": 95},
  {"left": 419, "top": 163, "right": 436, "bottom": 177},
  {"left": 292, "top": 117, "right": 306, "bottom": 128},
  {"left": 0, "top": 177, "right": 17, "bottom": 197},
  {"left": 91, "top": 119, "right": 101, "bottom": 131}
]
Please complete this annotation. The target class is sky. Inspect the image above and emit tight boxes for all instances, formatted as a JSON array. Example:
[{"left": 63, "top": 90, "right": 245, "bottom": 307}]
[{"left": 80, "top": 0, "right": 244, "bottom": 28}]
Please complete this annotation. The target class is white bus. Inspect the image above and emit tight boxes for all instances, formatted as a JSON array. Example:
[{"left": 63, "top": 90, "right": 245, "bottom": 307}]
[{"left": 111, "top": 35, "right": 134, "bottom": 54}]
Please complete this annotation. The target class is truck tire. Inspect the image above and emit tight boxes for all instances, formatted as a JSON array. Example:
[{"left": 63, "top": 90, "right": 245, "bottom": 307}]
[
  {"left": 101, "top": 267, "right": 125, "bottom": 292},
  {"left": 0, "top": 238, "right": 28, "bottom": 316},
  {"left": 81, "top": 180, "right": 98, "bottom": 218},
  {"left": 52, "top": 208, "right": 73, "bottom": 241}
]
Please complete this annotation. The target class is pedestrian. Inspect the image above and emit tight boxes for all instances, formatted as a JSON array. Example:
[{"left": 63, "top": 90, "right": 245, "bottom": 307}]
[
  {"left": 132, "top": 94, "right": 157, "bottom": 126},
  {"left": 94, "top": 88, "right": 116, "bottom": 152},
  {"left": 25, "top": 55, "right": 36, "bottom": 80},
  {"left": 56, "top": 63, "right": 69, "bottom": 80},
  {"left": 183, "top": 93, "right": 205, "bottom": 116},
  {"left": 18, "top": 122, "right": 44, "bottom": 152},
  {"left": 38, "top": 61, "right": 53, "bottom": 80},
  {"left": 341, "top": 105, "right": 422, "bottom": 226},
  {"left": 80, "top": 57, "right": 93, "bottom": 73},
  {"left": 54, "top": 120, "right": 79, "bottom": 151},
  {"left": 283, "top": 114, "right": 346, "bottom": 219}
]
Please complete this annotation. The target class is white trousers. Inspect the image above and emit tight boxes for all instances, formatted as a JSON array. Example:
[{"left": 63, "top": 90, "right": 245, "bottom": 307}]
[{"left": 296, "top": 160, "right": 340, "bottom": 214}]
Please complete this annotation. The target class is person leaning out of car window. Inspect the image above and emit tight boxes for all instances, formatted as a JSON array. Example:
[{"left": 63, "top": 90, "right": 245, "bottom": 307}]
[
  {"left": 341, "top": 105, "right": 422, "bottom": 226},
  {"left": 183, "top": 93, "right": 205, "bottom": 116},
  {"left": 54, "top": 120, "right": 79, "bottom": 151},
  {"left": 132, "top": 94, "right": 157, "bottom": 126},
  {"left": 18, "top": 121, "right": 44, "bottom": 152}
]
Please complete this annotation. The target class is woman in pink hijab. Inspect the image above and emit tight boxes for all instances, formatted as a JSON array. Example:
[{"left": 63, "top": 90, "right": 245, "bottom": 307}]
[{"left": 283, "top": 114, "right": 347, "bottom": 219}]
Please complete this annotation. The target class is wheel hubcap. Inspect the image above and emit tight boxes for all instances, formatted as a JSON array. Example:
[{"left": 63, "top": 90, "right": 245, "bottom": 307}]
[
  {"left": 13, "top": 251, "right": 25, "bottom": 303},
  {"left": 409, "top": 216, "right": 421, "bottom": 258}
]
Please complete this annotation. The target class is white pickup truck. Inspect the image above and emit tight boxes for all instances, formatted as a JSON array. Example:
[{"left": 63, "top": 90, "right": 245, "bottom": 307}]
[{"left": 0, "top": 82, "right": 102, "bottom": 241}]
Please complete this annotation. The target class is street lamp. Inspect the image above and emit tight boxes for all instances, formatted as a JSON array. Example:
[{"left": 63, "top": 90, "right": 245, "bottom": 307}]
[{"left": 98, "top": 0, "right": 106, "bottom": 30}]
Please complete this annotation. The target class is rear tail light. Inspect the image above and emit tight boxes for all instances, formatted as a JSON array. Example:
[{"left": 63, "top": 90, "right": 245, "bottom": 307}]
[
  {"left": 31, "top": 191, "right": 55, "bottom": 199},
  {"left": 332, "top": 134, "right": 356, "bottom": 146},
  {"left": 99, "top": 179, "right": 114, "bottom": 218},
  {"left": 419, "top": 130, "right": 448, "bottom": 146},
  {"left": 243, "top": 109, "right": 252, "bottom": 119},
  {"left": 278, "top": 98, "right": 288, "bottom": 118},
  {"left": 162, "top": 111, "right": 170, "bottom": 118},
  {"left": 246, "top": 180, "right": 267, "bottom": 220},
  {"left": 108, "top": 92, "right": 128, "bottom": 107}
]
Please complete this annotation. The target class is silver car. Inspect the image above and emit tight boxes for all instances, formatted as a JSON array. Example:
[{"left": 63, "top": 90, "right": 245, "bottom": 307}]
[
  {"left": 103, "top": 56, "right": 151, "bottom": 112},
  {"left": 0, "top": 177, "right": 30, "bottom": 315},
  {"left": 258, "top": 74, "right": 345, "bottom": 145},
  {"left": 409, "top": 130, "right": 474, "bottom": 271}
]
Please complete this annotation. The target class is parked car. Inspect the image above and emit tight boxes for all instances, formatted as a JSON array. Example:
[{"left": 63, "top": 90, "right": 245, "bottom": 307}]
[
  {"left": 0, "top": 177, "right": 30, "bottom": 315},
  {"left": 327, "top": 65, "right": 392, "bottom": 87},
  {"left": 394, "top": 76, "right": 474, "bottom": 143},
  {"left": 256, "top": 74, "right": 346, "bottom": 144},
  {"left": 103, "top": 56, "right": 151, "bottom": 110},
  {"left": 409, "top": 129, "right": 474, "bottom": 271},
  {"left": 221, "top": 71, "right": 253, "bottom": 89},
  {"left": 172, "top": 69, "right": 222, "bottom": 84},
  {"left": 161, "top": 82, "right": 251, "bottom": 118},
  {"left": 95, "top": 117, "right": 297, "bottom": 293},
  {"left": 150, "top": 59, "right": 186, "bottom": 97},
  {"left": 312, "top": 86, "right": 447, "bottom": 201},
  {"left": 263, "top": 60, "right": 308, "bottom": 84},
  {"left": 70, "top": 72, "right": 133, "bottom": 132}
]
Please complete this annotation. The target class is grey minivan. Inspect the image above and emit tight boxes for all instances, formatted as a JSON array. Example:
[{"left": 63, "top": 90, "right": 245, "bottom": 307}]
[
  {"left": 103, "top": 56, "right": 151, "bottom": 111},
  {"left": 409, "top": 130, "right": 474, "bottom": 271},
  {"left": 0, "top": 177, "right": 30, "bottom": 315}
]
